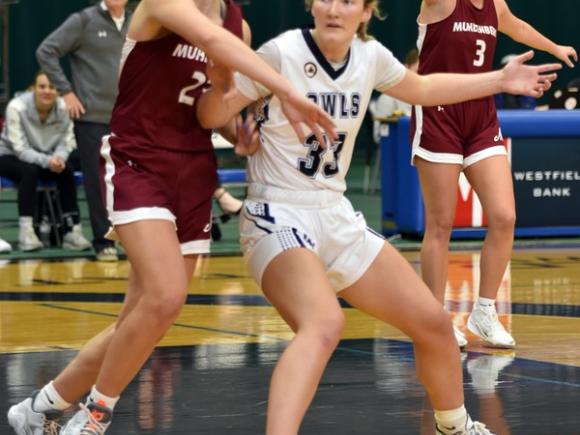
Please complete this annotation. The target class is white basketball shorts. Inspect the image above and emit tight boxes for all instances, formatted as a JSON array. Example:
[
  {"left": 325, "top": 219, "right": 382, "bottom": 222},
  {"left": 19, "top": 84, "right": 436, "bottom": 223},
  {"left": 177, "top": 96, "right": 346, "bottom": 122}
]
[{"left": 240, "top": 184, "right": 385, "bottom": 291}]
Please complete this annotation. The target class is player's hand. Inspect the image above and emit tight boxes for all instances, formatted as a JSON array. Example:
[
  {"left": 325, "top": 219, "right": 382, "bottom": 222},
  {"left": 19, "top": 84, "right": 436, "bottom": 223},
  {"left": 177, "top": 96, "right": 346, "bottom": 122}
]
[
  {"left": 63, "top": 92, "right": 86, "bottom": 119},
  {"left": 233, "top": 113, "right": 260, "bottom": 156},
  {"left": 501, "top": 51, "right": 561, "bottom": 98},
  {"left": 48, "top": 156, "right": 65, "bottom": 173},
  {"left": 551, "top": 45, "right": 577, "bottom": 68},
  {"left": 278, "top": 89, "right": 337, "bottom": 147}
]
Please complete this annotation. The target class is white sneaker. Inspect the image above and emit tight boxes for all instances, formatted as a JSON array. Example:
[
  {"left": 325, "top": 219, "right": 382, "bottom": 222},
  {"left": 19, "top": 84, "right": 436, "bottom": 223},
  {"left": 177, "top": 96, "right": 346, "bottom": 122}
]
[
  {"left": 436, "top": 417, "right": 496, "bottom": 435},
  {"left": 454, "top": 325, "right": 468, "bottom": 349},
  {"left": 60, "top": 402, "right": 112, "bottom": 435},
  {"left": 62, "top": 225, "right": 91, "bottom": 251},
  {"left": 19, "top": 227, "right": 43, "bottom": 252},
  {"left": 7, "top": 395, "right": 61, "bottom": 435},
  {"left": 0, "top": 237, "right": 12, "bottom": 253},
  {"left": 467, "top": 353, "right": 515, "bottom": 395},
  {"left": 95, "top": 246, "right": 118, "bottom": 262},
  {"left": 467, "top": 305, "right": 516, "bottom": 348}
]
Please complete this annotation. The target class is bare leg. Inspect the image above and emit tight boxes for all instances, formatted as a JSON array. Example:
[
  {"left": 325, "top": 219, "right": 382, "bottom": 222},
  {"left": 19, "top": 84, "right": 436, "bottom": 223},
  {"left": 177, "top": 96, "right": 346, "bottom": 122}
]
[
  {"left": 94, "top": 220, "right": 193, "bottom": 396},
  {"left": 261, "top": 249, "right": 344, "bottom": 435},
  {"left": 52, "top": 325, "right": 116, "bottom": 404},
  {"left": 340, "top": 243, "right": 463, "bottom": 410},
  {"left": 51, "top": 254, "right": 199, "bottom": 403},
  {"left": 464, "top": 156, "right": 515, "bottom": 300},
  {"left": 415, "top": 158, "right": 462, "bottom": 304}
]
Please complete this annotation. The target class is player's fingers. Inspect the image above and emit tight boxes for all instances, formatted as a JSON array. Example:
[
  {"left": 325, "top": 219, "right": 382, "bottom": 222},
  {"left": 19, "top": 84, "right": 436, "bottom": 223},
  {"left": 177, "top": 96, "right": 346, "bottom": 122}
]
[
  {"left": 537, "top": 63, "right": 562, "bottom": 74},
  {"left": 537, "top": 73, "right": 558, "bottom": 87},
  {"left": 291, "top": 122, "right": 306, "bottom": 144},
  {"left": 308, "top": 122, "right": 326, "bottom": 148},
  {"left": 563, "top": 57, "right": 574, "bottom": 68},
  {"left": 316, "top": 110, "right": 337, "bottom": 141},
  {"left": 235, "top": 114, "right": 243, "bottom": 127},
  {"left": 517, "top": 50, "right": 534, "bottom": 64}
]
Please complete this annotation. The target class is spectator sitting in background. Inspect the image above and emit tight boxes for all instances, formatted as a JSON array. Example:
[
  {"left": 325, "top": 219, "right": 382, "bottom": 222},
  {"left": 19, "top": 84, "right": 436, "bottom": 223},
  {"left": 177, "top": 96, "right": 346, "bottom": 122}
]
[
  {"left": 373, "top": 48, "right": 419, "bottom": 118},
  {"left": 36, "top": 0, "right": 131, "bottom": 262},
  {"left": 0, "top": 72, "right": 91, "bottom": 252},
  {"left": 495, "top": 54, "right": 537, "bottom": 110}
]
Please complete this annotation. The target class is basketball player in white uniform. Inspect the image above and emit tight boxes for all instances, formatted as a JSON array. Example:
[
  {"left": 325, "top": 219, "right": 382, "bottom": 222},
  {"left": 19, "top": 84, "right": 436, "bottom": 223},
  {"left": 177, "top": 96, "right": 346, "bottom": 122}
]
[{"left": 197, "top": 1, "right": 558, "bottom": 434}]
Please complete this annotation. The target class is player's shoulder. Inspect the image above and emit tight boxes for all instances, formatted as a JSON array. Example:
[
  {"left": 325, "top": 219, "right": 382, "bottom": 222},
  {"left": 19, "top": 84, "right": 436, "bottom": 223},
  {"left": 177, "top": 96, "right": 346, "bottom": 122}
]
[
  {"left": 354, "top": 37, "right": 391, "bottom": 56},
  {"left": 351, "top": 37, "right": 392, "bottom": 66},
  {"left": 270, "top": 28, "right": 303, "bottom": 47}
]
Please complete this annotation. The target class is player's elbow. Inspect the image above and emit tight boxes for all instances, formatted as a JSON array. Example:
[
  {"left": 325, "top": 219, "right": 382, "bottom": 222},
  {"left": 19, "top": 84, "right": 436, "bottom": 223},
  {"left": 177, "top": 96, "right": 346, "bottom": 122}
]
[{"left": 196, "top": 102, "right": 224, "bottom": 130}]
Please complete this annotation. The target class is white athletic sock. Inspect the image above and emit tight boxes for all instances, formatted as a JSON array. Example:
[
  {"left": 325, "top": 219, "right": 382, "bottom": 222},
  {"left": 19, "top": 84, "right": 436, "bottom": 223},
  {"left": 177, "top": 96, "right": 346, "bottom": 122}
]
[
  {"left": 19, "top": 216, "right": 34, "bottom": 229},
  {"left": 88, "top": 385, "right": 119, "bottom": 410},
  {"left": 435, "top": 405, "right": 469, "bottom": 434},
  {"left": 33, "top": 381, "right": 71, "bottom": 412},
  {"left": 476, "top": 297, "right": 495, "bottom": 308}
]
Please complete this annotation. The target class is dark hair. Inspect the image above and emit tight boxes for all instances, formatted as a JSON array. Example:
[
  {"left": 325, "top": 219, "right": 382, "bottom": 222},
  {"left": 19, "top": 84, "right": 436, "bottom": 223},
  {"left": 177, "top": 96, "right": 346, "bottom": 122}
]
[
  {"left": 404, "top": 48, "right": 419, "bottom": 67},
  {"left": 32, "top": 71, "right": 50, "bottom": 87}
]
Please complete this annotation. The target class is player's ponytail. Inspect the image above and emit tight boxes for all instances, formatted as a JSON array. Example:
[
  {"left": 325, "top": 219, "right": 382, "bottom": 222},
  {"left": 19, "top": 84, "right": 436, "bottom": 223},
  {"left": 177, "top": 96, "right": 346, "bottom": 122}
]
[
  {"left": 358, "top": 0, "right": 385, "bottom": 41},
  {"left": 304, "top": 0, "right": 385, "bottom": 42}
]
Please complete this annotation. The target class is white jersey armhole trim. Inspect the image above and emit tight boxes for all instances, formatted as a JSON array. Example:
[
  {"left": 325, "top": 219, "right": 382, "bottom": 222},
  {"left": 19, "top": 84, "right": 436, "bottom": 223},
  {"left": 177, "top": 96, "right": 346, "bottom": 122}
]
[{"left": 119, "top": 38, "right": 137, "bottom": 76}]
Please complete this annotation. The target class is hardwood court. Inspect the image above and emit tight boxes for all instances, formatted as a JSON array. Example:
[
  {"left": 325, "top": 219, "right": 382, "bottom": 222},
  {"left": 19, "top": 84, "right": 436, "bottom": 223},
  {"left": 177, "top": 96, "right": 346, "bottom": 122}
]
[{"left": 0, "top": 250, "right": 579, "bottom": 434}]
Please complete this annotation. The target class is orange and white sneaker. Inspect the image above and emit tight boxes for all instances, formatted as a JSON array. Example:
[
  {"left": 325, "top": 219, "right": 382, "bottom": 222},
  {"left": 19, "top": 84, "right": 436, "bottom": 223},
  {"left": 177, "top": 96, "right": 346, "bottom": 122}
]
[{"left": 60, "top": 401, "right": 112, "bottom": 435}]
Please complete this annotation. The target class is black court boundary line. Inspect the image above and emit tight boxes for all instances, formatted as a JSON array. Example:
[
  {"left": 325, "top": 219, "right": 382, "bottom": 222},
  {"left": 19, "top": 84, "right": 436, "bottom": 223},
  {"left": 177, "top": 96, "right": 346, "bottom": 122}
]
[
  {"left": 37, "top": 303, "right": 265, "bottom": 339},
  {"left": 1, "top": 293, "right": 580, "bottom": 318}
]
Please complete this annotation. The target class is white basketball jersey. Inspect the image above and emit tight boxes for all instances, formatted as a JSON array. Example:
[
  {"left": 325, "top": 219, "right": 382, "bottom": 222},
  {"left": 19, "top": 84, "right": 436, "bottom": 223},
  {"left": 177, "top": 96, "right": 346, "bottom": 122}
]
[{"left": 236, "top": 28, "right": 406, "bottom": 193}]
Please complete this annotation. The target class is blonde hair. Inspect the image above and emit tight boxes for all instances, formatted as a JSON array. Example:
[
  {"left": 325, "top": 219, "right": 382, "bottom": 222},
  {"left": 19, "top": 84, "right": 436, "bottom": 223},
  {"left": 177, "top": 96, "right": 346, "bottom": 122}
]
[{"left": 305, "top": 0, "right": 385, "bottom": 41}]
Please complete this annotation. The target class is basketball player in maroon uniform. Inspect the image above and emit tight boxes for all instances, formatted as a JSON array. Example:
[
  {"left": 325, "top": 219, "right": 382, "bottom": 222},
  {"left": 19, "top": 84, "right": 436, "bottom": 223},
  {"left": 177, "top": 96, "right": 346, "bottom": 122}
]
[
  {"left": 6, "top": 1, "right": 336, "bottom": 434},
  {"left": 411, "top": 0, "right": 577, "bottom": 349}
]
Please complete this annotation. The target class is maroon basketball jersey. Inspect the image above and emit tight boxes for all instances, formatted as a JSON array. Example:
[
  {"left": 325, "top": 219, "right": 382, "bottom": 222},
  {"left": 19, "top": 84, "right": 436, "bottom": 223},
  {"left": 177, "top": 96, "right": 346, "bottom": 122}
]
[
  {"left": 417, "top": 0, "right": 498, "bottom": 75},
  {"left": 109, "top": 0, "right": 243, "bottom": 152}
]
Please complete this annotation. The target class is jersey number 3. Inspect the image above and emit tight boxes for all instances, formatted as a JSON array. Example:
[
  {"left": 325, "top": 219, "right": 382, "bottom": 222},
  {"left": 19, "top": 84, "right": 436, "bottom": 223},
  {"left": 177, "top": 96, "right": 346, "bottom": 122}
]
[
  {"left": 178, "top": 71, "right": 207, "bottom": 106},
  {"left": 298, "top": 133, "right": 347, "bottom": 178},
  {"left": 473, "top": 39, "right": 486, "bottom": 67}
]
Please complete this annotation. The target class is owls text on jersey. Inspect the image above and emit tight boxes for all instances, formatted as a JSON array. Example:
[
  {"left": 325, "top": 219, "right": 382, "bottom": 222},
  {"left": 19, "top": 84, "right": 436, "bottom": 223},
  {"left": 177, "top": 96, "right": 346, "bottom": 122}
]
[{"left": 236, "top": 28, "right": 406, "bottom": 193}]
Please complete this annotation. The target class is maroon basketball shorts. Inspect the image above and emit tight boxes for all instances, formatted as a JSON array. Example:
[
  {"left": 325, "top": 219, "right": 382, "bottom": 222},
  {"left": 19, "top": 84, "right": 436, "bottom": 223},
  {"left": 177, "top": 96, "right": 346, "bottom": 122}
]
[
  {"left": 100, "top": 135, "right": 217, "bottom": 255},
  {"left": 410, "top": 100, "right": 507, "bottom": 168}
]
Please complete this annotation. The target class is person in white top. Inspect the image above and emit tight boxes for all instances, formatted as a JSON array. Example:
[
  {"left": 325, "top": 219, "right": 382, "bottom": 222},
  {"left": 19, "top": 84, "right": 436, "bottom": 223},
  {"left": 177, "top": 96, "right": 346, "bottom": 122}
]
[
  {"left": 7, "top": 1, "right": 336, "bottom": 434},
  {"left": 0, "top": 72, "right": 91, "bottom": 252},
  {"left": 197, "top": 1, "right": 558, "bottom": 434}
]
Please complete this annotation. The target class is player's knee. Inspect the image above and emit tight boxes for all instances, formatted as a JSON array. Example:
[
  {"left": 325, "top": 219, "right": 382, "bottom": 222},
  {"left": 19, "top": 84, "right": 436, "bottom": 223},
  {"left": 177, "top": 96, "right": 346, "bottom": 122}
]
[
  {"left": 425, "top": 214, "right": 454, "bottom": 238},
  {"left": 416, "top": 308, "right": 453, "bottom": 345},
  {"left": 142, "top": 287, "right": 187, "bottom": 328},
  {"left": 304, "top": 313, "right": 345, "bottom": 353},
  {"left": 488, "top": 208, "right": 516, "bottom": 232}
]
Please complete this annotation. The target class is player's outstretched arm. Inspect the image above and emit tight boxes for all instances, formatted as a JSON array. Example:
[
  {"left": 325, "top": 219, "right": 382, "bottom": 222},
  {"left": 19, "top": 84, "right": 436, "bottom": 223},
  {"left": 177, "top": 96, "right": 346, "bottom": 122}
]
[
  {"left": 496, "top": 0, "right": 577, "bottom": 67},
  {"left": 141, "top": 0, "right": 336, "bottom": 144},
  {"left": 385, "top": 51, "right": 560, "bottom": 107}
]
